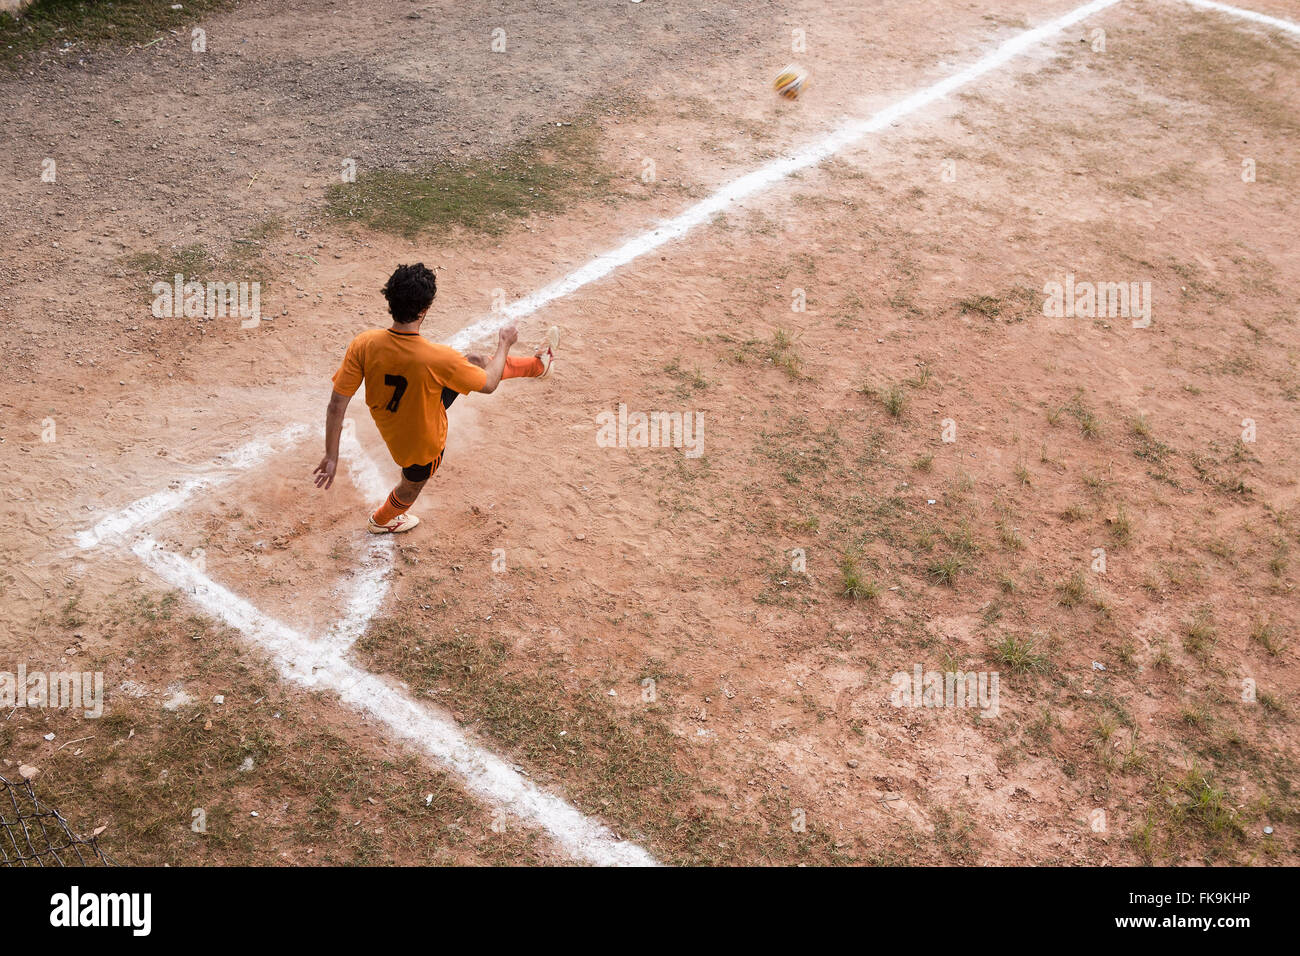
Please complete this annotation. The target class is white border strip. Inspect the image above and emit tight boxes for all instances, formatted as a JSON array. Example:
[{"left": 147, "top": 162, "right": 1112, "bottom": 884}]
[{"left": 1178, "top": 0, "right": 1300, "bottom": 37}]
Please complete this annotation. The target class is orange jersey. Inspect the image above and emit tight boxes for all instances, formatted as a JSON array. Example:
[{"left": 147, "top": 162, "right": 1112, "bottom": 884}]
[{"left": 331, "top": 329, "right": 487, "bottom": 467}]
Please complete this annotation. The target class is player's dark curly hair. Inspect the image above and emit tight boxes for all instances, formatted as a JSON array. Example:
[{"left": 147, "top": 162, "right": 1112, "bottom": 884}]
[{"left": 382, "top": 263, "right": 437, "bottom": 324}]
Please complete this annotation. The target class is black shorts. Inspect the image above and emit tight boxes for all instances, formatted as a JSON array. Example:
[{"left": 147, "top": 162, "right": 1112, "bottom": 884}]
[
  {"left": 402, "top": 448, "right": 444, "bottom": 483},
  {"left": 400, "top": 387, "right": 459, "bottom": 483}
]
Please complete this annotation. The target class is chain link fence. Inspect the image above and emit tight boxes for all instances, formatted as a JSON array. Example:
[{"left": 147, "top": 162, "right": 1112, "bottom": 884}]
[{"left": 0, "top": 773, "right": 115, "bottom": 866}]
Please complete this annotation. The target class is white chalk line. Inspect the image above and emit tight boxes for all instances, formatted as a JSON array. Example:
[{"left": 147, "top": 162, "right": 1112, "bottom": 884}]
[
  {"left": 76, "top": 416, "right": 657, "bottom": 863},
  {"left": 77, "top": 420, "right": 653, "bottom": 862},
  {"left": 447, "top": 0, "right": 1126, "bottom": 351},
  {"left": 449, "top": 0, "right": 1296, "bottom": 353},
  {"left": 130, "top": 538, "right": 655, "bottom": 866},
  {"left": 71, "top": 418, "right": 394, "bottom": 658},
  {"left": 325, "top": 427, "right": 395, "bottom": 657},
  {"left": 84, "top": 0, "right": 1300, "bottom": 864},
  {"left": 1177, "top": 0, "right": 1300, "bottom": 37},
  {"left": 73, "top": 423, "right": 311, "bottom": 549}
]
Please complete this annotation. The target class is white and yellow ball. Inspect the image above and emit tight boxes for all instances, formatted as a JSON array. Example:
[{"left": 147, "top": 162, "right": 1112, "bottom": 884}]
[{"left": 773, "top": 64, "right": 809, "bottom": 100}]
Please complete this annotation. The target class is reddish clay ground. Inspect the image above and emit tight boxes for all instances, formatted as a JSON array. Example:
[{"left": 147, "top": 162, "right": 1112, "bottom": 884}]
[{"left": 1, "top": 0, "right": 1296, "bottom": 865}]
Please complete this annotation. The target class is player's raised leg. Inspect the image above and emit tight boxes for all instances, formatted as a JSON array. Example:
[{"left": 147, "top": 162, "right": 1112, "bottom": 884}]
[{"left": 499, "top": 326, "right": 560, "bottom": 380}]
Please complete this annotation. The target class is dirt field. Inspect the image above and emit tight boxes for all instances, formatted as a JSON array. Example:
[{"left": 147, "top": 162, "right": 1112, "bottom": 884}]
[{"left": 1, "top": 0, "right": 1297, "bottom": 866}]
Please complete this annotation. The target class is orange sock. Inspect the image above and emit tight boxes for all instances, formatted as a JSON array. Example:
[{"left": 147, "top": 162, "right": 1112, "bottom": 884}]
[
  {"left": 371, "top": 487, "right": 414, "bottom": 526},
  {"left": 503, "top": 355, "right": 544, "bottom": 379}
]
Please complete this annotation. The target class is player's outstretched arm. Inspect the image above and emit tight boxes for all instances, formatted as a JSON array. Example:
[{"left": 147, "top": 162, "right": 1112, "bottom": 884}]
[
  {"left": 477, "top": 324, "right": 518, "bottom": 394},
  {"left": 314, "top": 389, "right": 352, "bottom": 489}
]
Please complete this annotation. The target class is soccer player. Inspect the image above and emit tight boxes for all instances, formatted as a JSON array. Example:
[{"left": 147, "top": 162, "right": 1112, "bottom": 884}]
[{"left": 313, "top": 263, "right": 557, "bottom": 533}]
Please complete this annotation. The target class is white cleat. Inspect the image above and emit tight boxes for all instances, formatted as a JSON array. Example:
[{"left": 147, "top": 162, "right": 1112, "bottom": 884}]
[
  {"left": 367, "top": 512, "right": 421, "bottom": 534},
  {"left": 536, "top": 326, "right": 560, "bottom": 379}
]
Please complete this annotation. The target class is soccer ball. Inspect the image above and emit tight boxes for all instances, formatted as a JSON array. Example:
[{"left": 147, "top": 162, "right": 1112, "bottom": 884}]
[{"left": 773, "top": 64, "right": 809, "bottom": 100}]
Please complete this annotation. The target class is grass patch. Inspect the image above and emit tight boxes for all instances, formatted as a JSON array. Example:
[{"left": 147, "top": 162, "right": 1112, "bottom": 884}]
[
  {"left": 1060, "top": 502, "right": 1090, "bottom": 523},
  {"left": 765, "top": 328, "right": 804, "bottom": 379},
  {"left": 1107, "top": 503, "right": 1132, "bottom": 545},
  {"left": 1057, "top": 571, "right": 1089, "bottom": 608},
  {"left": 869, "top": 384, "right": 908, "bottom": 418},
  {"left": 927, "top": 554, "right": 964, "bottom": 587},
  {"left": 327, "top": 117, "right": 612, "bottom": 237},
  {"left": 357, "top": 603, "right": 853, "bottom": 865},
  {"left": 989, "top": 634, "right": 1048, "bottom": 675},
  {"left": 839, "top": 554, "right": 880, "bottom": 601},
  {"left": 124, "top": 243, "right": 213, "bottom": 279},
  {"left": 756, "top": 417, "right": 843, "bottom": 486},
  {"left": 123, "top": 218, "right": 280, "bottom": 291},
  {"left": 1131, "top": 425, "right": 1174, "bottom": 467},
  {"left": 0, "top": 0, "right": 231, "bottom": 64},
  {"left": 1172, "top": 769, "right": 1245, "bottom": 843},
  {"left": 20, "top": 591, "right": 547, "bottom": 866},
  {"left": 726, "top": 328, "right": 805, "bottom": 380},
  {"left": 1066, "top": 394, "right": 1101, "bottom": 439},
  {"left": 1183, "top": 608, "right": 1217, "bottom": 659},
  {"left": 1160, "top": 22, "right": 1300, "bottom": 140},
  {"left": 663, "top": 357, "right": 709, "bottom": 398},
  {"left": 1269, "top": 541, "right": 1288, "bottom": 577},
  {"left": 956, "top": 285, "right": 1037, "bottom": 322},
  {"left": 904, "top": 365, "right": 933, "bottom": 388},
  {"left": 1251, "top": 617, "right": 1283, "bottom": 656}
]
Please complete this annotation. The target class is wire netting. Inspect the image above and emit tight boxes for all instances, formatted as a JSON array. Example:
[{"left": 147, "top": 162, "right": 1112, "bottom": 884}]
[{"left": 0, "top": 772, "right": 114, "bottom": 866}]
